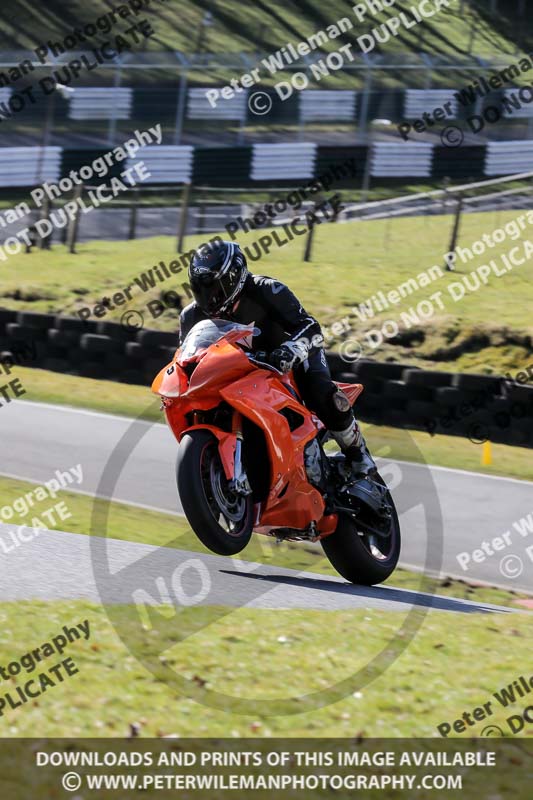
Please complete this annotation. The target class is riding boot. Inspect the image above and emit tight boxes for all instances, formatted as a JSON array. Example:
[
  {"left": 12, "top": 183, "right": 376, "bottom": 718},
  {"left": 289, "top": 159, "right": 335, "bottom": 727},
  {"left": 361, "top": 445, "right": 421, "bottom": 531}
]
[{"left": 330, "top": 418, "right": 377, "bottom": 477}]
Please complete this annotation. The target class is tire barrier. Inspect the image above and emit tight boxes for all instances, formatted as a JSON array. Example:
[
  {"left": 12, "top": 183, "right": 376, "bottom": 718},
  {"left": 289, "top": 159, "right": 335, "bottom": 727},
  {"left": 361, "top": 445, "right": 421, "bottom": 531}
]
[
  {"left": 0, "top": 143, "right": 494, "bottom": 191},
  {"left": 63, "top": 142, "right": 487, "bottom": 185},
  {"left": 331, "top": 358, "right": 533, "bottom": 449},
  {"left": 1, "top": 309, "right": 531, "bottom": 448}
]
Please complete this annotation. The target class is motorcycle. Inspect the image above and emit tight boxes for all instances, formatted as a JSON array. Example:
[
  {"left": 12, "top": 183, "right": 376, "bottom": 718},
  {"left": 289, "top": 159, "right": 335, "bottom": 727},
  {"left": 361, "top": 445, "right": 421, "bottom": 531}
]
[{"left": 152, "top": 318, "right": 401, "bottom": 585}]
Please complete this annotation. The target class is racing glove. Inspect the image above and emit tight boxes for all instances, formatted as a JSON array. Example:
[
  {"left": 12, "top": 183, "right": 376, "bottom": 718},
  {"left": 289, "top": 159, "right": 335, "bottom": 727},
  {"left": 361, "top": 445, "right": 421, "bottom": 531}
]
[{"left": 268, "top": 341, "right": 308, "bottom": 373}]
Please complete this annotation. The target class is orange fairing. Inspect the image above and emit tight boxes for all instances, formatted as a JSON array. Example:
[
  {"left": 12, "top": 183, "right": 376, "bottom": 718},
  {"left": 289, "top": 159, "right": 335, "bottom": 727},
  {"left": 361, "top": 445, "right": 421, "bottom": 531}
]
[
  {"left": 152, "top": 355, "right": 184, "bottom": 397},
  {"left": 336, "top": 382, "right": 363, "bottom": 405},
  {"left": 151, "top": 340, "right": 254, "bottom": 443},
  {"left": 152, "top": 321, "right": 341, "bottom": 536},
  {"left": 183, "top": 425, "right": 238, "bottom": 481},
  {"left": 185, "top": 341, "right": 253, "bottom": 399},
  {"left": 153, "top": 346, "right": 252, "bottom": 402},
  {"left": 222, "top": 371, "right": 317, "bottom": 480},
  {"left": 221, "top": 371, "right": 328, "bottom": 529}
]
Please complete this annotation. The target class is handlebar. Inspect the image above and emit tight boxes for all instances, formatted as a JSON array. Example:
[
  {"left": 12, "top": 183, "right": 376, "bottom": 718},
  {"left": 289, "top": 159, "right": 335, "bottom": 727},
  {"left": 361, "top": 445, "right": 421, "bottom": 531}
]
[{"left": 246, "top": 350, "right": 284, "bottom": 375}]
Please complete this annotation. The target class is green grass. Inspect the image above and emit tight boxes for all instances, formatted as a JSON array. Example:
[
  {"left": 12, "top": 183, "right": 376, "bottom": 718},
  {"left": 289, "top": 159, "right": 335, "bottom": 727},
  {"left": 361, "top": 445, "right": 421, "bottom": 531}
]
[
  {"left": 14, "top": 366, "right": 160, "bottom": 419},
  {"left": 1, "top": 0, "right": 532, "bottom": 71},
  {"left": 3, "top": 204, "right": 533, "bottom": 373},
  {"left": 0, "top": 600, "right": 530, "bottom": 739},
  {"left": 0, "top": 474, "right": 530, "bottom": 743},
  {"left": 0, "top": 179, "right": 475, "bottom": 212},
  {"left": 0, "top": 473, "right": 529, "bottom": 607}
]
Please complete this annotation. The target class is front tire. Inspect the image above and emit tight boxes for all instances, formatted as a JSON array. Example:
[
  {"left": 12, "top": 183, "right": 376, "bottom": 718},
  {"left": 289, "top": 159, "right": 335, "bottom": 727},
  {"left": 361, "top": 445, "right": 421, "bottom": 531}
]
[
  {"left": 177, "top": 430, "right": 253, "bottom": 555},
  {"left": 321, "top": 476, "right": 401, "bottom": 585}
]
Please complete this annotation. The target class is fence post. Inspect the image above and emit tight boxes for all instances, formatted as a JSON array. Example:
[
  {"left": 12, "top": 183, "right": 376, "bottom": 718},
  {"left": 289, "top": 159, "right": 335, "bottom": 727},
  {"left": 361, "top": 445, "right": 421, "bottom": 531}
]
[
  {"left": 67, "top": 184, "right": 83, "bottom": 254},
  {"left": 361, "top": 142, "right": 373, "bottom": 202},
  {"left": 358, "top": 67, "right": 373, "bottom": 143},
  {"left": 174, "top": 68, "right": 188, "bottom": 145},
  {"left": 39, "top": 196, "right": 53, "bottom": 249},
  {"left": 446, "top": 194, "right": 464, "bottom": 271},
  {"left": 107, "top": 59, "right": 122, "bottom": 147},
  {"left": 25, "top": 225, "right": 37, "bottom": 253},
  {"left": 303, "top": 223, "right": 315, "bottom": 263},
  {"left": 177, "top": 182, "right": 192, "bottom": 252}
]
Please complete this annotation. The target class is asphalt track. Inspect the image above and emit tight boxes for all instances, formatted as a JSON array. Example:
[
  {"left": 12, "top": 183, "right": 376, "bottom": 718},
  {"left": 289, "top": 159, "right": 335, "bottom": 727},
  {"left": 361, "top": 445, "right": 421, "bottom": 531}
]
[
  {"left": 0, "top": 525, "right": 516, "bottom": 614},
  {"left": 0, "top": 400, "right": 531, "bottom": 606}
]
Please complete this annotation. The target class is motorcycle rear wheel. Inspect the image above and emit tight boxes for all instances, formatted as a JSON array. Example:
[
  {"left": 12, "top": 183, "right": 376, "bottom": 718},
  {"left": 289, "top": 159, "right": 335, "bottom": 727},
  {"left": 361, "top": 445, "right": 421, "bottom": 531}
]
[
  {"left": 321, "top": 475, "right": 401, "bottom": 585},
  {"left": 177, "top": 429, "right": 253, "bottom": 556}
]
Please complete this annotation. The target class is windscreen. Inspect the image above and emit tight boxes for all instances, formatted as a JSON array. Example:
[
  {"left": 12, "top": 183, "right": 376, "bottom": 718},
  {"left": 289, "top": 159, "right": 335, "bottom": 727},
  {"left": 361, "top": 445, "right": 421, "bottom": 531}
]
[{"left": 178, "top": 318, "right": 256, "bottom": 363}]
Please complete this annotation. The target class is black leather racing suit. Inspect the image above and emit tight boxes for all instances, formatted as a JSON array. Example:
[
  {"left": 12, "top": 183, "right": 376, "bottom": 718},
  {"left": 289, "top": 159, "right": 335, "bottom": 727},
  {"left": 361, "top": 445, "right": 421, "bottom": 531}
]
[{"left": 178, "top": 273, "right": 355, "bottom": 436}]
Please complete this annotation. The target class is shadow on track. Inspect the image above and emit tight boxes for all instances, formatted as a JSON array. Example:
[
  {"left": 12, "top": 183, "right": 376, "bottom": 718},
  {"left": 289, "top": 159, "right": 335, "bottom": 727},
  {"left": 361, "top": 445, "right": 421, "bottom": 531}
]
[{"left": 220, "top": 570, "right": 512, "bottom": 614}]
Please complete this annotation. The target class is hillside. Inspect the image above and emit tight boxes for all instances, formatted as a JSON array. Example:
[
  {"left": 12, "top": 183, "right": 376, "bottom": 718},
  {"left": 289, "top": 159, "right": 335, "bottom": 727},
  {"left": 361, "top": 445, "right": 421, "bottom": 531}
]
[{"left": 1, "top": 0, "right": 532, "bottom": 61}]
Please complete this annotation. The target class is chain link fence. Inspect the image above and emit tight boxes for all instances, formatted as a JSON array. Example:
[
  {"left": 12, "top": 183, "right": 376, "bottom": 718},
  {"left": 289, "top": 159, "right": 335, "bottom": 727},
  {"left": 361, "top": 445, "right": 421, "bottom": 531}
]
[{"left": 3, "top": 48, "right": 533, "bottom": 148}]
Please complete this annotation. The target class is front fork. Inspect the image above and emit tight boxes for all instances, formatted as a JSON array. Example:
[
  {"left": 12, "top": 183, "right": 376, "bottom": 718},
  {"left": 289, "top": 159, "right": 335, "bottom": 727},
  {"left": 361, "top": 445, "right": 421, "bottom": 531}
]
[
  {"left": 229, "top": 411, "right": 252, "bottom": 496},
  {"left": 181, "top": 414, "right": 252, "bottom": 496}
]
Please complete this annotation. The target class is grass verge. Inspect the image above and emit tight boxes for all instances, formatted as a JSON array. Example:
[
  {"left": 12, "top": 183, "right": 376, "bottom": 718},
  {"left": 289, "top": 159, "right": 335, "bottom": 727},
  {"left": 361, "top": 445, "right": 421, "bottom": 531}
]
[
  {"left": 2, "top": 209, "right": 533, "bottom": 375},
  {"left": 0, "top": 600, "right": 530, "bottom": 738}
]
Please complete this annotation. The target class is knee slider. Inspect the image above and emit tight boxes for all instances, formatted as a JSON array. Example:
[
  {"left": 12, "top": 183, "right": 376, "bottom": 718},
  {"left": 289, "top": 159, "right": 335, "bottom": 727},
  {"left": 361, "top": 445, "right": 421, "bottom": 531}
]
[{"left": 332, "top": 389, "right": 351, "bottom": 413}]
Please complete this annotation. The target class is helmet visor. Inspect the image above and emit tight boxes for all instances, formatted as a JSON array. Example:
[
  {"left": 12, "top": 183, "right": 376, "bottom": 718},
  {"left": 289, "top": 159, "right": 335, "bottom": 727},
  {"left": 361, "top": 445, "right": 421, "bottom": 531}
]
[{"left": 190, "top": 272, "right": 226, "bottom": 314}]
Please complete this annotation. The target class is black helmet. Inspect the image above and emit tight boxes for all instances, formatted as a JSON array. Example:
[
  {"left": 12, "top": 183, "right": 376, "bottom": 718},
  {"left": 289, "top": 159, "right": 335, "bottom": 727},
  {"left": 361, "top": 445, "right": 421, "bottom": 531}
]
[{"left": 189, "top": 240, "right": 248, "bottom": 315}]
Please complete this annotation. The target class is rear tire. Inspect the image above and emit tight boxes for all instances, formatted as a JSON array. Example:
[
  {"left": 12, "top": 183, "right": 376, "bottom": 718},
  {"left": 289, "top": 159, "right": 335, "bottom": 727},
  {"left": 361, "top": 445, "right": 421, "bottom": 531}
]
[
  {"left": 321, "top": 475, "right": 401, "bottom": 585},
  {"left": 177, "top": 429, "right": 253, "bottom": 556}
]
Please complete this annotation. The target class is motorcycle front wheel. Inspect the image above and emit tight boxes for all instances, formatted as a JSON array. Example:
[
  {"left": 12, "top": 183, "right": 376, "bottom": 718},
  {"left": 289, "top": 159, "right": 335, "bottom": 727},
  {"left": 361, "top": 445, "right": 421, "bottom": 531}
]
[
  {"left": 321, "top": 474, "right": 401, "bottom": 585},
  {"left": 177, "top": 429, "right": 253, "bottom": 555}
]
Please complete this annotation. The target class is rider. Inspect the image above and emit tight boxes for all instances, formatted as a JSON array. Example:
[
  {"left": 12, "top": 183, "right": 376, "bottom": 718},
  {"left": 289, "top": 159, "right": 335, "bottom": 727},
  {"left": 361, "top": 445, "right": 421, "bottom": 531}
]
[{"left": 180, "top": 240, "right": 376, "bottom": 476}]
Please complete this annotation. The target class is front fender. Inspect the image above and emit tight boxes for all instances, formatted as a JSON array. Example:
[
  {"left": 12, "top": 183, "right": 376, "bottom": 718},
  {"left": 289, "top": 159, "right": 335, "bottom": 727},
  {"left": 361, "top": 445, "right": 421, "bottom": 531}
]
[{"left": 179, "top": 425, "right": 237, "bottom": 481}]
